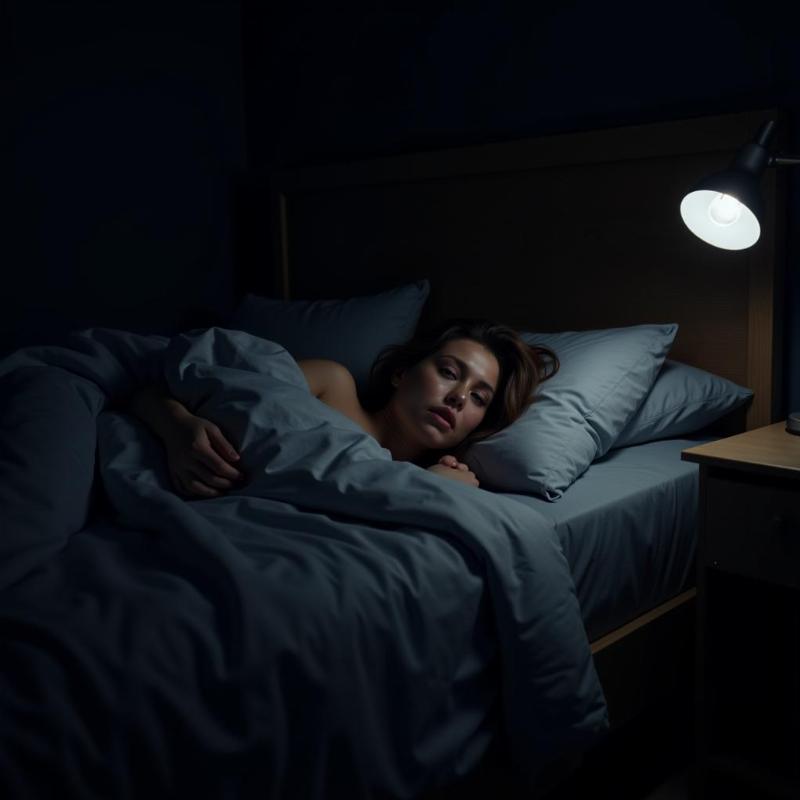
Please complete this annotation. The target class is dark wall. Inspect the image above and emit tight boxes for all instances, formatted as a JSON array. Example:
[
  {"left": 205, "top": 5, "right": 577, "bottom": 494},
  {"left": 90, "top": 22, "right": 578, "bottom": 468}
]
[
  {"left": 244, "top": 2, "right": 789, "bottom": 166},
  {"left": 3, "top": 1, "right": 246, "bottom": 354},
  {"left": 241, "top": 1, "right": 800, "bottom": 414}
]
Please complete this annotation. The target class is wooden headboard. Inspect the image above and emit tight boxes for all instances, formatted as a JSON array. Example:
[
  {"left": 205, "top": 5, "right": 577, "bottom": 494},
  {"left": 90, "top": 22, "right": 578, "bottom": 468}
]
[{"left": 270, "top": 109, "right": 787, "bottom": 429}]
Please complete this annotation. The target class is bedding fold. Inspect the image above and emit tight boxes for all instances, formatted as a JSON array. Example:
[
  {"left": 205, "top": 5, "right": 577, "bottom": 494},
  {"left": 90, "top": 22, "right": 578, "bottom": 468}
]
[{"left": 0, "top": 327, "right": 607, "bottom": 799}]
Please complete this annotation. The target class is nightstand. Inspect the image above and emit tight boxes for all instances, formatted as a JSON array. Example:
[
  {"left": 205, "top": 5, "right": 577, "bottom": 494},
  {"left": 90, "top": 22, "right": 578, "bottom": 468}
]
[{"left": 682, "top": 423, "right": 800, "bottom": 799}]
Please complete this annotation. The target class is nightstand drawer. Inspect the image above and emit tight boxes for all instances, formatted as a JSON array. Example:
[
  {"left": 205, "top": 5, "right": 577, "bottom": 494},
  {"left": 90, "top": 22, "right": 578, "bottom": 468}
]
[{"left": 705, "top": 473, "right": 800, "bottom": 589}]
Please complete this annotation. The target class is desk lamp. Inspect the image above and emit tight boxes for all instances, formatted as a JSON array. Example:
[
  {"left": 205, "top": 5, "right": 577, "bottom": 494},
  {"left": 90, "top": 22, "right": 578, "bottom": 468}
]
[{"left": 680, "top": 119, "right": 800, "bottom": 433}]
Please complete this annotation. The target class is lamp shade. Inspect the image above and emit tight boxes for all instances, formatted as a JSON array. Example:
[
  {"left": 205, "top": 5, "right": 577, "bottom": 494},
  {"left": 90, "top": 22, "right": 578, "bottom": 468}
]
[
  {"left": 680, "top": 123, "right": 776, "bottom": 251},
  {"left": 680, "top": 170, "right": 762, "bottom": 251}
]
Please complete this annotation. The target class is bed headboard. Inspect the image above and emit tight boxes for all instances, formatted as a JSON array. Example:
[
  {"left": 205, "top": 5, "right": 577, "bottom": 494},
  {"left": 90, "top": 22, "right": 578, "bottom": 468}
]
[{"left": 269, "top": 109, "right": 787, "bottom": 430}]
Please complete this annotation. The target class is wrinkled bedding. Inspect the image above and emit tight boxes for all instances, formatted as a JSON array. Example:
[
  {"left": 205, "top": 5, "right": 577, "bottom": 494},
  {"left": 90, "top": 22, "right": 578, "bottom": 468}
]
[{"left": 0, "top": 327, "right": 607, "bottom": 799}]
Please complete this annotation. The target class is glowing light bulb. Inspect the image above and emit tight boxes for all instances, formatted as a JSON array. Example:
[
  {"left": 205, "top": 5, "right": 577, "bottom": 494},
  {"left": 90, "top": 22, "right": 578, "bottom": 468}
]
[{"left": 707, "top": 193, "right": 742, "bottom": 227}]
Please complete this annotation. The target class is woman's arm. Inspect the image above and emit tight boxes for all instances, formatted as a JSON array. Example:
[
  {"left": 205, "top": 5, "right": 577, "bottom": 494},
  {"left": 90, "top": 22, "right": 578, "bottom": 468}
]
[
  {"left": 128, "top": 385, "right": 245, "bottom": 498},
  {"left": 128, "top": 384, "right": 196, "bottom": 442}
]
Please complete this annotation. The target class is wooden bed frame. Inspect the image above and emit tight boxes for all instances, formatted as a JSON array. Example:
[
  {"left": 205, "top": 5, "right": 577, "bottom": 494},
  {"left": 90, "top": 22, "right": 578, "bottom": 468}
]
[{"left": 266, "top": 108, "right": 787, "bottom": 785}]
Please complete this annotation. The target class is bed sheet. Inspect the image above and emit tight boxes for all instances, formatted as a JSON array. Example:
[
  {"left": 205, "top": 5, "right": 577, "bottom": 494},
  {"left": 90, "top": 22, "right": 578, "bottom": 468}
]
[{"left": 504, "top": 436, "right": 714, "bottom": 642}]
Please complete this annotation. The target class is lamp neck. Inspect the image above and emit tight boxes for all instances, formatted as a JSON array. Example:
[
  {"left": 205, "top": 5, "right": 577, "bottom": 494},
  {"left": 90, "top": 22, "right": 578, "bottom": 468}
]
[
  {"left": 755, "top": 120, "right": 776, "bottom": 148},
  {"left": 752, "top": 120, "right": 800, "bottom": 168},
  {"left": 732, "top": 142, "right": 771, "bottom": 175}
]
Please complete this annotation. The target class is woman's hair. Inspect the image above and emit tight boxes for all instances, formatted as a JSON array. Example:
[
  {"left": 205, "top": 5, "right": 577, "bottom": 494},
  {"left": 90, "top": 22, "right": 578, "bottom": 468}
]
[{"left": 364, "top": 318, "right": 559, "bottom": 457}]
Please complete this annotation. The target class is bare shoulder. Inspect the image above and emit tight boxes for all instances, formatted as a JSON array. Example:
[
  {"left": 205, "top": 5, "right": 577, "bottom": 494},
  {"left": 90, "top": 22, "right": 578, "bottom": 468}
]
[
  {"left": 298, "top": 359, "right": 356, "bottom": 401},
  {"left": 296, "top": 359, "right": 376, "bottom": 435}
]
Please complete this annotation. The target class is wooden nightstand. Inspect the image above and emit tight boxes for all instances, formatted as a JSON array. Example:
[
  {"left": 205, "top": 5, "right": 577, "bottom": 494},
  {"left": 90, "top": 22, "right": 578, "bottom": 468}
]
[{"left": 682, "top": 423, "right": 800, "bottom": 799}]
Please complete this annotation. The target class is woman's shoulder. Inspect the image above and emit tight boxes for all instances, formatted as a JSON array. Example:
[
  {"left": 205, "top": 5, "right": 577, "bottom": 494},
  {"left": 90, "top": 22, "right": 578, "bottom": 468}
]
[
  {"left": 297, "top": 359, "right": 356, "bottom": 400},
  {"left": 297, "top": 359, "right": 376, "bottom": 435}
]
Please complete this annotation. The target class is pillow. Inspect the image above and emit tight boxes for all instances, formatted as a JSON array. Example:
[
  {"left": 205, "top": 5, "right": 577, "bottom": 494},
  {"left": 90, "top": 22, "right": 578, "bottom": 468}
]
[
  {"left": 228, "top": 280, "right": 429, "bottom": 393},
  {"left": 612, "top": 360, "right": 753, "bottom": 448},
  {"left": 463, "top": 323, "right": 678, "bottom": 500}
]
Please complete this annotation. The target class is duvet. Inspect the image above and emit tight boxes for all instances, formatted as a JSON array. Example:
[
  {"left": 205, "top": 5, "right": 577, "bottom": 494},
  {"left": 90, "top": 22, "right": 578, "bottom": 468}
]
[{"left": 0, "top": 327, "right": 607, "bottom": 799}]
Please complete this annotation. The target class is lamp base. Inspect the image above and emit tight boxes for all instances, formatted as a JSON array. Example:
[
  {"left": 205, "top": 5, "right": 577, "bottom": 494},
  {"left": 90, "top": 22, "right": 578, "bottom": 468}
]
[{"left": 786, "top": 412, "right": 800, "bottom": 435}]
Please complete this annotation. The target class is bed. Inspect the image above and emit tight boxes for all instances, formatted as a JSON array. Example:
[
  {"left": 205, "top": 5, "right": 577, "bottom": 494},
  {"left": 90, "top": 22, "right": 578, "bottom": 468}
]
[
  {"left": 266, "top": 100, "right": 786, "bottom": 726},
  {"left": 0, "top": 108, "right": 786, "bottom": 799}
]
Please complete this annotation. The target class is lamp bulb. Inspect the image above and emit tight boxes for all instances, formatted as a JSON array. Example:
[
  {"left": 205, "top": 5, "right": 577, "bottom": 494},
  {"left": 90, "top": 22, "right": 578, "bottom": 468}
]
[{"left": 707, "top": 193, "right": 742, "bottom": 227}]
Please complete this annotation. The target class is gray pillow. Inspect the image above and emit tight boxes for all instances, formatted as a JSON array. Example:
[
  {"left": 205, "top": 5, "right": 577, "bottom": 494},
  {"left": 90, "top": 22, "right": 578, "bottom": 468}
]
[
  {"left": 229, "top": 280, "right": 430, "bottom": 393},
  {"left": 613, "top": 360, "right": 753, "bottom": 448},
  {"left": 463, "top": 323, "right": 678, "bottom": 500}
]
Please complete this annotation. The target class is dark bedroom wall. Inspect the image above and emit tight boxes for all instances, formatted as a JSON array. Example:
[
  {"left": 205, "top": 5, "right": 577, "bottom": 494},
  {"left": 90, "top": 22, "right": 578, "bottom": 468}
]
[
  {"left": 240, "top": 0, "right": 800, "bottom": 415},
  {"left": 3, "top": 0, "right": 246, "bottom": 355}
]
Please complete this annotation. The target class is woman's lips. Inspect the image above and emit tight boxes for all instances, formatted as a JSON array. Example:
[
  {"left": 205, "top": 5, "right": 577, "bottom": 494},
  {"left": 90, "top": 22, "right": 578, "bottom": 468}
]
[{"left": 428, "top": 410, "right": 453, "bottom": 431}]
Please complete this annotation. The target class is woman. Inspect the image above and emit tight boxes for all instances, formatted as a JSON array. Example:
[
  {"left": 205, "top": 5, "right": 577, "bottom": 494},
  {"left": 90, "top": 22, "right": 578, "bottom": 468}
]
[{"left": 129, "top": 319, "right": 558, "bottom": 497}]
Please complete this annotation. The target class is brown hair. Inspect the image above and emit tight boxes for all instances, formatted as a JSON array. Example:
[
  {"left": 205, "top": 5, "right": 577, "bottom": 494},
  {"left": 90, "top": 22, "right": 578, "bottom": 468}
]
[{"left": 363, "top": 318, "right": 559, "bottom": 459}]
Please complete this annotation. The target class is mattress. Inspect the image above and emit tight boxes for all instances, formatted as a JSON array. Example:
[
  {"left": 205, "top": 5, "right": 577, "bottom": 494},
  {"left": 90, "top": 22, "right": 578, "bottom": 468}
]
[{"left": 503, "top": 436, "right": 715, "bottom": 642}]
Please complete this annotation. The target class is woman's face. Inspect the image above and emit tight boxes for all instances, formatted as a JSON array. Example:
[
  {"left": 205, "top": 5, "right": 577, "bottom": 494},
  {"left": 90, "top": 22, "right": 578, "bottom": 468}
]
[{"left": 389, "top": 338, "right": 500, "bottom": 450}]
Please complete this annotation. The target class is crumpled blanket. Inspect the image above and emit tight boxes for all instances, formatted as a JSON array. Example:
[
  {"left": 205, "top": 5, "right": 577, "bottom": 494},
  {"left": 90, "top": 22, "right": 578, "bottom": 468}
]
[{"left": 0, "top": 327, "right": 607, "bottom": 799}]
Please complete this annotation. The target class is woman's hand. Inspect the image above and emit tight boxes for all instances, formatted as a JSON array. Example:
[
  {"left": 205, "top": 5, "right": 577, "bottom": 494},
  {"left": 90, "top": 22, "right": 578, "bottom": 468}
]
[
  {"left": 163, "top": 415, "right": 245, "bottom": 499},
  {"left": 426, "top": 455, "right": 479, "bottom": 487},
  {"left": 128, "top": 385, "right": 245, "bottom": 499}
]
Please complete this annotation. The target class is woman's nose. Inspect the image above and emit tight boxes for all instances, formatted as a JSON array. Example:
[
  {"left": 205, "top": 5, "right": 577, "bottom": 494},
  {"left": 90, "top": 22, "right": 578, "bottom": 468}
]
[{"left": 446, "top": 390, "right": 466, "bottom": 409}]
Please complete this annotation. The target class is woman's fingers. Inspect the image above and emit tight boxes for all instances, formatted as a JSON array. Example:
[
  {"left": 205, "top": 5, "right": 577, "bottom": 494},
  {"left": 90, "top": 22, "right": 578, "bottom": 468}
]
[
  {"left": 166, "top": 421, "right": 244, "bottom": 499},
  {"left": 180, "top": 471, "right": 221, "bottom": 498},
  {"left": 440, "top": 454, "right": 470, "bottom": 472},
  {"left": 194, "top": 439, "right": 244, "bottom": 481},
  {"left": 190, "top": 463, "right": 238, "bottom": 490},
  {"left": 170, "top": 469, "right": 218, "bottom": 499},
  {"left": 426, "top": 463, "right": 480, "bottom": 487},
  {"left": 206, "top": 425, "right": 241, "bottom": 465},
  {"left": 187, "top": 479, "right": 221, "bottom": 498},
  {"left": 440, "top": 455, "right": 470, "bottom": 472}
]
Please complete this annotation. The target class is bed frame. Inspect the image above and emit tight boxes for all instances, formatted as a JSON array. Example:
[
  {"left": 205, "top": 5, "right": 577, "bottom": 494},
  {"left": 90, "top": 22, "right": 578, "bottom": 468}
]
[{"left": 266, "top": 109, "right": 787, "bottom": 787}]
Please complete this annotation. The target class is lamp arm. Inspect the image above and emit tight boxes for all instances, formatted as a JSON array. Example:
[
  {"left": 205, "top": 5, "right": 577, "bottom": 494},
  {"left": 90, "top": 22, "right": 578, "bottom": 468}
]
[
  {"left": 753, "top": 122, "right": 800, "bottom": 167},
  {"left": 770, "top": 155, "right": 800, "bottom": 167}
]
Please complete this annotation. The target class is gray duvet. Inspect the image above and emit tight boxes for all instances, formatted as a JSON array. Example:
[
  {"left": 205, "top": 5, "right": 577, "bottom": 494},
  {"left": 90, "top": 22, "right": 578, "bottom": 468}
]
[{"left": 0, "top": 327, "right": 607, "bottom": 799}]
